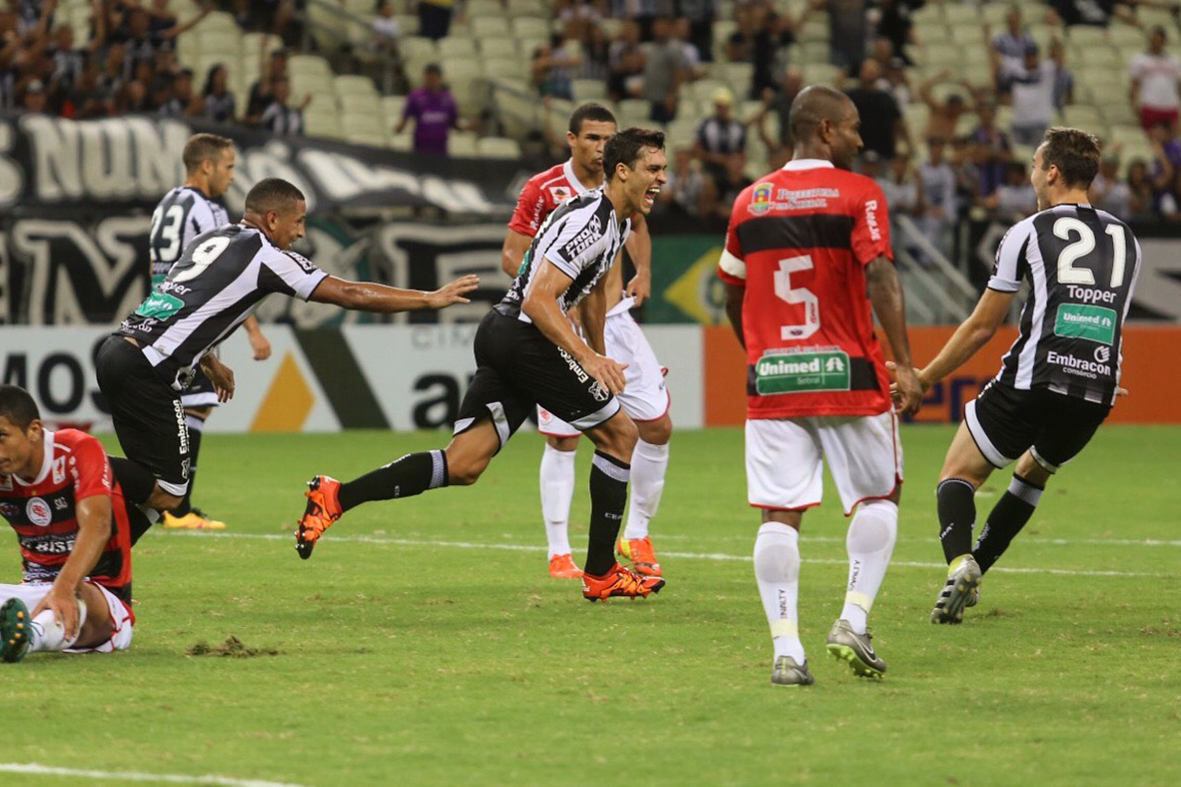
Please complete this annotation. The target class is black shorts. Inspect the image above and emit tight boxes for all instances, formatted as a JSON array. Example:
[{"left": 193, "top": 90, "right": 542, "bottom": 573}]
[
  {"left": 180, "top": 369, "right": 220, "bottom": 409},
  {"left": 965, "top": 380, "right": 1110, "bottom": 473},
  {"left": 95, "top": 336, "right": 191, "bottom": 496},
  {"left": 454, "top": 310, "right": 622, "bottom": 449}
]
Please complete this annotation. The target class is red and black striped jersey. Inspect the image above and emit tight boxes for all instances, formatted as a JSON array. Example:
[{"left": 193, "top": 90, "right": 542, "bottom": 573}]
[
  {"left": 719, "top": 159, "right": 895, "bottom": 419},
  {"left": 0, "top": 429, "right": 133, "bottom": 602}
]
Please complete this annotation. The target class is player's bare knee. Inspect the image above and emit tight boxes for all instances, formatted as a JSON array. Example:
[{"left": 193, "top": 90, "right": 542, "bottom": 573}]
[
  {"left": 589, "top": 411, "right": 637, "bottom": 460},
  {"left": 548, "top": 435, "right": 580, "bottom": 453},
  {"left": 147, "top": 488, "right": 183, "bottom": 512},
  {"left": 75, "top": 584, "right": 114, "bottom": 649},
  {"left": 637, "top": 414, "right": 672, "bottom": 445}
]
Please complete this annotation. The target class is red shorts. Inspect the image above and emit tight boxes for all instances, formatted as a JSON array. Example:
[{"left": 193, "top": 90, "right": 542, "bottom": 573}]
[{"left": 1139, "top": 106, "right": 1179, "bottom": 131}]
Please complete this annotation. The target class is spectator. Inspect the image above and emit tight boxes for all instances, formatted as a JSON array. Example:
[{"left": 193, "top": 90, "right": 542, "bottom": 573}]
[
  {"left": 917, "top": 137, "right": 957, "bottom": 266},
  {"left": 671, "top": 17, "right": 707, "bottom": 80},
  {"left": 876, "top": 0, "right": 918, "bottom": 65},
  {"left": 157, "top": 65, "right": 197, "bottom": 117},
  {"left": 986, "top": 161, "right": 1038, "bottom": 222},
  {"left": 246, "top": 47, "right": 287, "bottom": 124},
  {"left": 918, "top": 69, "right": 975, "bottom": 141},
  {"left": 696, "top": 87, "right": 747, "bottom": 193},
  {"left": 1049, "top": 0, "right": 1140, "bottom": 27},
  {"left": 846, "top": 57, "right": 911, "bottom": 159},
  {"left": 260, "top": 75, "right": 307, "bottom": 136},
  {"left": 117, "top": 4, "right": 208, "bottom": 79},
  {"left": 417, "top": 0, "right": 454, "bottom": 41},
  {"left": 639, "top": 16, "right": 688, "bottom": 123},
  {"left": 728, "top": 1, "right": 820, "bottom": 100},
  {"left": 828, "top": 0, "right": 868, "bottom": 71},
  {"left": 61, "top": 53, "right": 104, "bottom": 117},
  {"left": 1130, "top": 26, "right": 1181, "bottom": 131},
  {"left": 1091, "top": 154, "right": 1135, "bottom": 221},
  {"left": 396, "top": 62, "right": 465, "bottom": 155},
  {"left": 876, "top": 153, "right": 920, "bottom": 220},
  {"left": 17, "top": 75, "right": 45, "bottom": 112},
  {"left": 1048, "top": 38, "right": 1074, "bottom": 111},
  {"left": 201, "top": 62, "right": 235, "bottom": 123},
  {"left": 372, "top": 0, "right": 400, "bottom": 52},
  {"left": 1126, "top": 158, "right": 1158, "bottom": 220},
  {"left": 769, "top": 65, "right": 803, "bottom": 148},
  {"left": 678, "top": 0, "right": 716, "bottom": 64},
  {"left": 532, "top": 34, "right": 578, "bottom": 100},
  {"left": 879, "top": 55, "right": 911, "bottom": 108},
  {"left": 579, "top": 21, "right": 611, "bottom": 82},
  {"left": 606, "top": 18, "right": 644, "bottom": 102},
  {"left": 991, "top": 5, "right": 1036, "bottom": 66},
  {"left": 971, "top": 102, "right": 1013, "bottom": 198},
  {"left": 660, "top": 145, "right": 706, "bottom": 217},
  {"left": 995, "top": 43, "right": 1056, "bottom": 146}
]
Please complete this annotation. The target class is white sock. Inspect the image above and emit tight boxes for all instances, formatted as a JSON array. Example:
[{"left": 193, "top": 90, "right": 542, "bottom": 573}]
[
  {"left": 29, "top": 597, "right": 87, "bottom": 652},
  {"left": 754, "top": 522, "right": 805, "bottom": 664},
  {"left": 539, "top": 443, "right": 577, "bottom": 559},
  {"left": 841, "top": 499, "right": 899, "bottom": 635},
  {"left": 623, "top": 439, "right": 669, "bottom": 540}
]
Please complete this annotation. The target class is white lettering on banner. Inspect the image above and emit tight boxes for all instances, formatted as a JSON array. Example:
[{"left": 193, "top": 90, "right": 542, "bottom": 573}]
[
  {"left": 21, "top": 114, "right": 189, "bottom": 203},
  {"left": 0, "top": 121, "right": 25, "bottom": 208},
  {"left": 233, "top": 141, "right": 315, "bottom": 214}
]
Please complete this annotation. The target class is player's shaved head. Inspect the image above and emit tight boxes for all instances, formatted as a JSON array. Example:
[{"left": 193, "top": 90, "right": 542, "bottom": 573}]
[
  {"left": 0, "top": 385, "right": 40, "bottom": 431},
  {"left": 789, "top": 85, "right": 855, "bottom": 146},
  {"left": 244, "top": 177, "right": 305, "bottom": 216}
]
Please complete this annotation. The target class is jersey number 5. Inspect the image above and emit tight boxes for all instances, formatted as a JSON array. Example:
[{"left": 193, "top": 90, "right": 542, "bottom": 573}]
[
  {"left": 774, "top": 254, "right": 820, "bottom": 340},
  {"left": 1053, "top": 217, "right": 1127, "bottom": 288}
]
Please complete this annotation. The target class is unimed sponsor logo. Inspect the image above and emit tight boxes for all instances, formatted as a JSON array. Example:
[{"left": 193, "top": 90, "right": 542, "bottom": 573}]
[
  {"left": 755, "top": 350, "right": 851, "bottom": 395},
  {"left": 1054, "top": 304, "right": 1117, "bottom": 345}
]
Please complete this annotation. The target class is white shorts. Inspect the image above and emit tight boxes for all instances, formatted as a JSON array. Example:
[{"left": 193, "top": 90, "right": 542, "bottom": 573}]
[
  {"left": 745, "top": 411, "right": 903, "bottom": 515},
  {"left": 0, "top": 580, "right": 134, "bottom": 653},
  {"left": 538, "top": 308, "right": 670, "bottom": 438}
]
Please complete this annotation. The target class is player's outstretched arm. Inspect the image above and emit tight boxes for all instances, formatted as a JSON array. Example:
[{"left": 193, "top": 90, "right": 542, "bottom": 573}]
[
  {"left": 243, "top": 315, "right": 272, "bottom": 361},
  {"left": 908, "top": 287, "right": 1013, "bottom": 391},
  {"left": 310, "top": 275, "right": 479, "bottom": 312},
  {"left": 866, "top": 256, "right": 922, "bottom": 415},
  {"left": 200, "top": 353, "right": 235, "bottom": 402},
  {"left": 32, "top": 493, "right": 112, "bottom": 641}
]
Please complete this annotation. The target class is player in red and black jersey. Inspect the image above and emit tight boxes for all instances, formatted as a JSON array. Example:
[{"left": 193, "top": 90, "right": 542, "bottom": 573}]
[
  {"left": 0, "top": 385, "right": 138, "bottom": 662},
  {"left": 720, "top": 86, "right": 922, "bottom": 685}
]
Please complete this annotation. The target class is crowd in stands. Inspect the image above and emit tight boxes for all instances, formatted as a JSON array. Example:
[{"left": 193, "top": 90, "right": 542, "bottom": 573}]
[
  {"left": 8, "top": 0, "right": 1181, "bottom": 235},
  {"left": 0, "top": 0, "right": 309, "bottom": 135}
]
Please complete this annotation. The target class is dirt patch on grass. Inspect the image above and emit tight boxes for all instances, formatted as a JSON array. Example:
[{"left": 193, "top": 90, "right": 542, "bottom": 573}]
[{"left": 185, "top": 635, "right": 280, "bottom": 658}]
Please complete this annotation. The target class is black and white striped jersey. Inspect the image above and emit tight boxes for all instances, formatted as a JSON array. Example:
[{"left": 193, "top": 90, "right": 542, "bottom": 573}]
[
  {"left": 989, "top": 203, "right": 1142, "bottom": 405},
  {"left": 149, "top": 186, "right": 230, "bottom": 288},
  {"left": 118, "top": 224, "right": 328, "bottom": 391},
  {"left": 496, "top": 188, "right": 630, "bottom": 323}
]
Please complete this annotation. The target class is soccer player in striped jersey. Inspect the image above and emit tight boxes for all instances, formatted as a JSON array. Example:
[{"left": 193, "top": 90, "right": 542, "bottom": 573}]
[
  {"left": 148, "top": 133, "right": 272, "bottom": 532},
  {"left": 502, "top": 103, "right": 671, "bottom": 581},
  {"left": 720, "top": 86, "right": 923, "bottom": 685},
  {"left": 890, "top": 128, "right": 1143, "bottom": 624},
  {"left": 296, "top": 129, "right": 669, "bottom": 602},
  {"left": 0, "top": 385, "right": 138, "bottom": 662},
  {"left": 96, "top": 178, "right": 478, "bottom": 533}
]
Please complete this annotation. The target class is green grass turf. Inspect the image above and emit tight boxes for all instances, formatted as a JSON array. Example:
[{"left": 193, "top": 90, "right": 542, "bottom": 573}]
[{"left": 3, "top": 425, "right": 1179, "bottom": 787}]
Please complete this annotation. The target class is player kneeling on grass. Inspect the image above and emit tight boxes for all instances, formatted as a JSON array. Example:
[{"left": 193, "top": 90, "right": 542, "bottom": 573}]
[
  {"left": 295, "top": 129, "right": 669, "bottom": 603},
  {"left": 888, "top": 128, "right": 1143, "bottom": 624},
  {"left": 0, "top": 385, "right": 139, "bottom": 662}
]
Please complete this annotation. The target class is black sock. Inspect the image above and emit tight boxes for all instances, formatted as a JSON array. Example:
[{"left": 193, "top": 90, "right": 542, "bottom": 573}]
[
  {"left": 109, "top": 457, "right": 156, "bottom": 506},
  {"left": 937, "top": 478, "right": 977, "bottom": 564},
  {"left": 171, "top": 422, "right": 202, "bottom": 517},
  {"left": 126, "top": 499, "right": 155, "bottom": 546},
  {"left": 974, "top": 474, "right": 1043, "bottom": 573},
  {"left": 337, "top": 450, "right": 448, "bottom": 512},
  {"left": 584, "top": 451, "right": 630, "bottom": 577}
]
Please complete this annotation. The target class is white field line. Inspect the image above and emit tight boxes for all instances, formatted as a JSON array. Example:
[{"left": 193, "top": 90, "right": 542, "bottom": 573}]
[
  {"left": 0, "top": 762, "right": 310, "bottom": 787},
  {"left": 151, "top": 531, "right": 1168, "bottom": 578}
]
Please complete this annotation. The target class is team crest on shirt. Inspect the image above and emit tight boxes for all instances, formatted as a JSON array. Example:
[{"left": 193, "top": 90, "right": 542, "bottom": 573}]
[
  {"left": 549, "top": 186, "right": 572, "bottom": 202},
  {"left": 749, "top": 182, "right": 774, "bottom": 215},
  {"left": 588, "top": 380, "right": 610, "bottom": 402},
  {"left": 52, "top": 457, "right": 66, "bottom": 485},
  {"left": 26, "top": 497, "right": 52, "bottom": 527}
]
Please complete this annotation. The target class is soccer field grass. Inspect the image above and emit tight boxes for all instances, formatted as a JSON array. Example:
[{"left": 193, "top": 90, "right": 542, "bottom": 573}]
[{"left": 3, "top": 425, "right": 1178, "bottom": 787}]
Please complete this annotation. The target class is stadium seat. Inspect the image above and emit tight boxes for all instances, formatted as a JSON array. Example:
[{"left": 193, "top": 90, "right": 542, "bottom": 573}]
[
  {"left": 801, "top": 63, "right": 841, "bottom": 87},
  {"left": 388, "top": 132, "right": 413, "bottom": 152},
  {"left": 572, "top": 78, "right": 609, "bottom": 102},
  {"left": 345, "top": 131, "right": 388, "bottom": 148},
  {"left": 381, "top": 95, "right": 408, "bottom": 127},
  {"left": 334, "top": 75, "right": 378, "bottom": 98},
  {"left": 666, "top": 118, "right": 699, "bottom": 151},
  {"left": 798, "top": 18, "right": 830, "bottom": 44},
  {"left": 688, "top": 78, "right": 729, "bottom": 103},
  {"left": 438, "top": 35, "right": 478, "bottom": 59},
  {"left": 943, "top": 4, "right": 981, "bottom": 25},
  {"left": 449, "top": 132, "right": 479, "bottom": 157},
  {"left": 507, "top": 0, "right": 547, "bottom": 18},
  {"left": 484, "top": 57, "right": 528, "bottom": 81},
  {"left": 339, "top": 93, "right": 378, "bottom": 114},
  {"left": 467, "top": 0, "right": 506, "bottom": 18},
  {"left": 479, "top": 37, "right": 518, "bottom": 58},
  {"left": 477, "top": 136, "right": 523, "bottom": 159},
  {"left": 511, "top": 16, "right": 550, "bottom": 41},
  {"left": 471, "top": 16, "right": 511, "bottom": 38},
  {"left": 616, "top": 98, "right": 650, "bottom": 127},
  {"left": 304, "top": 111, "right": 343, "bottom": 140}
]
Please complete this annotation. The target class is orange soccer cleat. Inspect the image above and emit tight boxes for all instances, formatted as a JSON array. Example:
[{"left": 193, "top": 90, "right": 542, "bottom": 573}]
[
  {"left": 548, "top": 553, "right": 583, "bottom": 579},
  {"left": 295, "top": 475, "right": 342, "bottom": 560},
  {"left": 616, "top": 536, "right": 662, "bottom": 577},
  {"left": 581, "top": 562, "right": 665, "bottom": 602}
]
